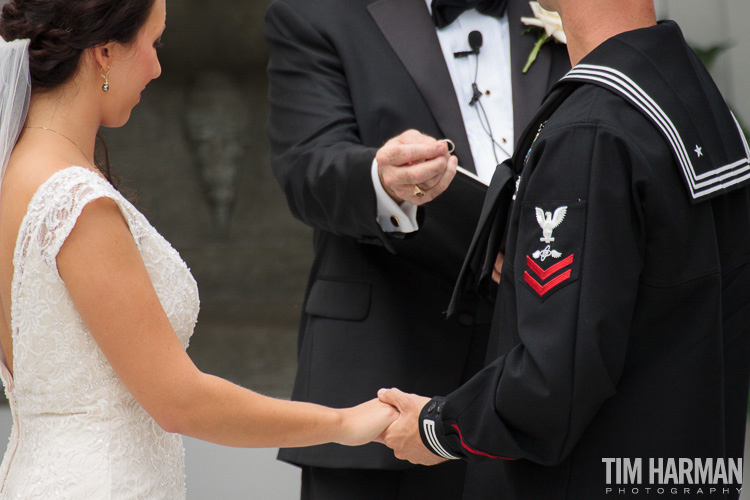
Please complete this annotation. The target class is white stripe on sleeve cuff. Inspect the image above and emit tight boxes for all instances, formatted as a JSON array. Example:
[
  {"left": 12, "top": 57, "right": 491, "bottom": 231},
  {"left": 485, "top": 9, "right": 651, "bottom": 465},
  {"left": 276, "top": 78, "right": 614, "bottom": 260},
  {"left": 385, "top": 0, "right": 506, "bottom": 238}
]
[{"left": 423, "top": 419, "right": 460, "bottom": 460}]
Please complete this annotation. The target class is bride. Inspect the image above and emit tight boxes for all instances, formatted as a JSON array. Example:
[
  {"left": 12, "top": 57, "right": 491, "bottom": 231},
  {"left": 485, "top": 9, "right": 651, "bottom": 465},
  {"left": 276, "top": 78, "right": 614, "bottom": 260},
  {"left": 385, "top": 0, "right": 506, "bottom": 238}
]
[{"left": 0, "top": 0, "right": 397, "bottom": 498}]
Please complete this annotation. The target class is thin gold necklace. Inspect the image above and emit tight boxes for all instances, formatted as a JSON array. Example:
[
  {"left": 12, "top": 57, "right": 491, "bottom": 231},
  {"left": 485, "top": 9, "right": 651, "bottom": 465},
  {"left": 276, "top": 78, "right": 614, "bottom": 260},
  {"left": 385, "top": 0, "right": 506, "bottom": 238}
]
[{"left": 25, "top": 126, "right": 97, "bottom": 169}]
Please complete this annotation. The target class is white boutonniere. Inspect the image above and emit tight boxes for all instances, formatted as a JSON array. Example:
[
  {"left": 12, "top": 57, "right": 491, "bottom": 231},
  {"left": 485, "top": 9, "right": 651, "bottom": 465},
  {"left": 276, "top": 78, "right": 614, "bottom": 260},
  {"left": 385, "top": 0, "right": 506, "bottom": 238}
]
[{"left": 521, "top": 2, "right": 567, "bottom": 73}]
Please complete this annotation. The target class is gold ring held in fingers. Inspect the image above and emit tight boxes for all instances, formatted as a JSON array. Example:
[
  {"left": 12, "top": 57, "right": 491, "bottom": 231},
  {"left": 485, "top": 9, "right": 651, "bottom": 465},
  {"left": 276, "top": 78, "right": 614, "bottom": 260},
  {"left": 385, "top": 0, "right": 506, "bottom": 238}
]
[{"left": 413, "top": 184, "right": 426, "bottom": 197}]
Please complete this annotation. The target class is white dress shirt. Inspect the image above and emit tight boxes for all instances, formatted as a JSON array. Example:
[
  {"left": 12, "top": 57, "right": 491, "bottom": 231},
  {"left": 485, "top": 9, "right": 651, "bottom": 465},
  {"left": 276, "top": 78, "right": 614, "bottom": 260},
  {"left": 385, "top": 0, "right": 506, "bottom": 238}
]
[{"left": 373, "top": 2, "right": 514, "bottom": 233}]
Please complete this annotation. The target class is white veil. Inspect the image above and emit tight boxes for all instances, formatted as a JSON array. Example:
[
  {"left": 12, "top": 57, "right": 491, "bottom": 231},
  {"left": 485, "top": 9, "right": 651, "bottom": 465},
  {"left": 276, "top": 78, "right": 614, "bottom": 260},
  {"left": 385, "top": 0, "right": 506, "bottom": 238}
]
[
  {"left": 0, "top": 36, "right": 31, "bottom": 383},
  {"left": 0, "top": 37, "right": 31, "bottom": 180}
]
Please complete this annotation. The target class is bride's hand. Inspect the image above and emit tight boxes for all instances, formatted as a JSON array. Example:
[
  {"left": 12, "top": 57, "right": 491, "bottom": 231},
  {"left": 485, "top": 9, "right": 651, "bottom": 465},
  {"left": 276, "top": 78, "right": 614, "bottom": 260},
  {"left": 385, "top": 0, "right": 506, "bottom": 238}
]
[{"left": 335, "top": 398, "right": 399, "bottom": 447}]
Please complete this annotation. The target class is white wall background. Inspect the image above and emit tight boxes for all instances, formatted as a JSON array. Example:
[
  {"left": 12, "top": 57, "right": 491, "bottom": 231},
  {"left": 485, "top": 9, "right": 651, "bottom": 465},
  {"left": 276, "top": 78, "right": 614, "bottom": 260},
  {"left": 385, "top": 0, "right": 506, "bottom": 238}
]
[{"left": 656, "top": 0, "right": 750, "bottom": 125}]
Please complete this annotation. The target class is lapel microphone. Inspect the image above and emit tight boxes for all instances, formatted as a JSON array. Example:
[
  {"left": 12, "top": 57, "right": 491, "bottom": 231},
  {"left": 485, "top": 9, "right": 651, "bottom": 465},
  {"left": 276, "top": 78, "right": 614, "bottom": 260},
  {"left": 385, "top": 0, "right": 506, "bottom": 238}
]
[
  {"left": 469, "top": 83, "right": 483, "bottom": 106},
  {"left": 453, "top": 31, "right": 485, "bottom": 106},
  {"left": 453, "top": 30, "right": 483, "bottom": 58},
  {"left": 450, "top": 29, "right": 508, "bottom": 164}
]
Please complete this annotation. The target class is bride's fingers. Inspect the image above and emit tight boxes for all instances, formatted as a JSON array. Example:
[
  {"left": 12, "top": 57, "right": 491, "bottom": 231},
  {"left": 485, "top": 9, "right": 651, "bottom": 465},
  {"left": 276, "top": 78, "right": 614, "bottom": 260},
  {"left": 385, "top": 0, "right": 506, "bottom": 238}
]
[{"left": 377, "top": 387, "right": 410, "bottom": 413}]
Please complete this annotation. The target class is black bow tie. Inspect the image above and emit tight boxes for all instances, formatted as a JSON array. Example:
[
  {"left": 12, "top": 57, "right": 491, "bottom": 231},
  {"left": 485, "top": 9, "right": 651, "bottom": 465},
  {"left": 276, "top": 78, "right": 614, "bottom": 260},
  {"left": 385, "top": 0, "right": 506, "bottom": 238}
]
[{"left": 431, "top": 0, "right": 508, "bottom": 29}]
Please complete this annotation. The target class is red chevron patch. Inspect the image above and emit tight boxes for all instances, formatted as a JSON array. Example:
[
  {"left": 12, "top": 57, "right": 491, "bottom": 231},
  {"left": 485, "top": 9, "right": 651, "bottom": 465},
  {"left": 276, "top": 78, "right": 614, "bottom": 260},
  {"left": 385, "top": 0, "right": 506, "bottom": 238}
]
[
  {"left": 524, "top": 254, "right": 575, "bottom": 297},
  {"left": 526, "top": 254, "right": 574, "bottom": 280}
]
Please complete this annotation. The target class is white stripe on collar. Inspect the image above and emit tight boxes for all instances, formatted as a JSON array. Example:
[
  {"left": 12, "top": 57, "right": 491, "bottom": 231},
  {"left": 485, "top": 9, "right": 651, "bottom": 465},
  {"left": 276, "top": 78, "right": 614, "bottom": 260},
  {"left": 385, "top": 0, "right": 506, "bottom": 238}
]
[{"left": 562, "top": 64, "right": 750, "bottom": 200}]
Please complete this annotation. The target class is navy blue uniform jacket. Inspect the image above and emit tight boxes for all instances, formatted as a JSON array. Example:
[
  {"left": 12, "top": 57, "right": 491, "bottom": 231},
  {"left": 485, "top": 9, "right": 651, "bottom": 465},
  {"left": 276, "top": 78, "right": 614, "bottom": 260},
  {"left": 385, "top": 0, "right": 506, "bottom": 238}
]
[{"left": 422, "top": 21, "right": 750, "bottom": 499}]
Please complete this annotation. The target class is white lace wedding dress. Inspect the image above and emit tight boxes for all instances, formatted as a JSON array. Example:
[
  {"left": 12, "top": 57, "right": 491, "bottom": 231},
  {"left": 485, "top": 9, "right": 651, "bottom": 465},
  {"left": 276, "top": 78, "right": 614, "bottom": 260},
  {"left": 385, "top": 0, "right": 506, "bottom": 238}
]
[{"left": 0, "top": 166, "right": 200, "bottom": 499}]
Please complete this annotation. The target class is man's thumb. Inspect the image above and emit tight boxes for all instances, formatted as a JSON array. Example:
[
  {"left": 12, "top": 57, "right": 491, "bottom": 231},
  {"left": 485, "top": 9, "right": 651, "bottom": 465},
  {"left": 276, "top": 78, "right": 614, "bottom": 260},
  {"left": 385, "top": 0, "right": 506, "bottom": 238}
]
[{"left": 378, "top": 387, "right": 405, "bottom": 410}]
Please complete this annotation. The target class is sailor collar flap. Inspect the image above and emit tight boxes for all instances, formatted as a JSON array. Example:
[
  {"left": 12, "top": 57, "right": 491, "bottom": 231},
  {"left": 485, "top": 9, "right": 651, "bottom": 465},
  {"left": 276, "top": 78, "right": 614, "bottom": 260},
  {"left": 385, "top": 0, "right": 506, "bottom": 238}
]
[{"left": 558, "top": 21, "right": 750, "bottom": 203}]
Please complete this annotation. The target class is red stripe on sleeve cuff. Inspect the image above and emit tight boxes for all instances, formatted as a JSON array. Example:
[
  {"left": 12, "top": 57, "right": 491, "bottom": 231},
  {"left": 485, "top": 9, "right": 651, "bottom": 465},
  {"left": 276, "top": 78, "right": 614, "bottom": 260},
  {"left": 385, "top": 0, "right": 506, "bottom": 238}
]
[{"left": 451, "top": 424, "right": 517, "bottom": 461}]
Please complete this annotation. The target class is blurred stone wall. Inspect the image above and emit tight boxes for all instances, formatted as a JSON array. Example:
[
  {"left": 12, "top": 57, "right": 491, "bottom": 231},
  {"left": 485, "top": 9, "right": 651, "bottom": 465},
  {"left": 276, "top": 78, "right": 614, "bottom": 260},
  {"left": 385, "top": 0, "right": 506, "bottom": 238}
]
[{"left": 97, "top": 0, "right": 308, "bottom": 398}]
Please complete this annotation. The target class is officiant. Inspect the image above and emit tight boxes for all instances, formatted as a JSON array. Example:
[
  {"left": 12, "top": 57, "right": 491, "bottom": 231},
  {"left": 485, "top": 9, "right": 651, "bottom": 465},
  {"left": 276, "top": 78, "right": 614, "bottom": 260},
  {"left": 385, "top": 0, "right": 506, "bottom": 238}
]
[{"left": 263, "top": 0, "right": 568, "bottom": 497}]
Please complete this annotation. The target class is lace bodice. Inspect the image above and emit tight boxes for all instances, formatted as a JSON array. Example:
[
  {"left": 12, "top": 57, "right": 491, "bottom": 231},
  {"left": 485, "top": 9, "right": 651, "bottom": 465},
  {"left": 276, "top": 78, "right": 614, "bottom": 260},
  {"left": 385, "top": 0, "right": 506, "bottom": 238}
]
[{"left": 0, "top": 167, "right": 200, "bottom": 499}]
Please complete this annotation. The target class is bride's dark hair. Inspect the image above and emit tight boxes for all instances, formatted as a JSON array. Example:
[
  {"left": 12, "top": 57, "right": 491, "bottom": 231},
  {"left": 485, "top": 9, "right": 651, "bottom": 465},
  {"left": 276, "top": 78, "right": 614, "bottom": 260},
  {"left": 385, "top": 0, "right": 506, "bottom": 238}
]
[
  {"left": 0, "top": 0, "right": 156, "bottom": 186},
  {"left": 0, "top": 0, "right": 156, "bottom": 89}
]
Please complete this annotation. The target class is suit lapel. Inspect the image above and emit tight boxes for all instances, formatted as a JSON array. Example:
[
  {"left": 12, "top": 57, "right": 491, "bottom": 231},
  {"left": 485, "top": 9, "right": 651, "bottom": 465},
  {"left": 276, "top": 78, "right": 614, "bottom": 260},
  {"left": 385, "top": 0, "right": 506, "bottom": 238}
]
[
  {"left": 368, "top": 0, "right": 477, "bottom": 173},
  {"left": 507, "top": 0, "right": 553, "bottom": 148}
]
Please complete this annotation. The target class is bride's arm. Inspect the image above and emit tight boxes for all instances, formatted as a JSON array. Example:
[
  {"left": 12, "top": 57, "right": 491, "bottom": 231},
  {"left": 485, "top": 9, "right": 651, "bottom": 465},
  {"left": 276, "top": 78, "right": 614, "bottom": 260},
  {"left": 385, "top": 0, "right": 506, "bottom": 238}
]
[{"left": 57, "top": 197, "right": 397, "bottom": 448}]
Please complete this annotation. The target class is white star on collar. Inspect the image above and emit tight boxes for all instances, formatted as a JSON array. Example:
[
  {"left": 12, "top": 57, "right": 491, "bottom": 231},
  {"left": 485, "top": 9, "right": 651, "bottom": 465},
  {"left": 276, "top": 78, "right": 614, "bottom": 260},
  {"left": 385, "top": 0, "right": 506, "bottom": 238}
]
[{"left": 694, "top": 145, "right": 703, "bottom": 158}]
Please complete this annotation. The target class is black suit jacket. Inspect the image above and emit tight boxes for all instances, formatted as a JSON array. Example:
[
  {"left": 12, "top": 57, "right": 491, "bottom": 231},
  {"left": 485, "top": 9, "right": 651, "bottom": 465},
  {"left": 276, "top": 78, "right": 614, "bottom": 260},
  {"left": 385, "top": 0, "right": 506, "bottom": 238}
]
[{"left": 264, "top": 0, "right": 569, "bottom": 469}]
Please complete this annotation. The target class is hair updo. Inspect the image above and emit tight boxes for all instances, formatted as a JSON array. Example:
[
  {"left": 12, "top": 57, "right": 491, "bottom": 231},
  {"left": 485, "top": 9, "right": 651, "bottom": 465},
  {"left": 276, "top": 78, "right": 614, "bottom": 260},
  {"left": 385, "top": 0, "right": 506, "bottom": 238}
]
[
  {"left": 1, "top": 0, "right": 157, "bottom": 186},
  {"left": 0, "top": 0, "right": 156, "bottom": 90}
]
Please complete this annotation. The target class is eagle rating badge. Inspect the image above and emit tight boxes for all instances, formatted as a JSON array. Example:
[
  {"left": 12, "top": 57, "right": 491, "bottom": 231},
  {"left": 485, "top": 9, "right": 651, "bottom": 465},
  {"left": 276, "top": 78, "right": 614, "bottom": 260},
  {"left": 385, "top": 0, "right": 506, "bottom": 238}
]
[{"left": 521, "top": 201, "right": 585, "bottom": 300}]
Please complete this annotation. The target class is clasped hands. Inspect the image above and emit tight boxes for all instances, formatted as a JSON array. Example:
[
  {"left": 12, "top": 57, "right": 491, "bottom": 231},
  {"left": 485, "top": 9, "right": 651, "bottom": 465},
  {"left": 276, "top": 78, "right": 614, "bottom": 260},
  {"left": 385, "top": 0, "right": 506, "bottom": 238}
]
[
  {"left": 342, "top": 388, "right": 448, "bottom": 466},
  {"left": 377, "top": 388, "right": 449, "bottom": 466}
]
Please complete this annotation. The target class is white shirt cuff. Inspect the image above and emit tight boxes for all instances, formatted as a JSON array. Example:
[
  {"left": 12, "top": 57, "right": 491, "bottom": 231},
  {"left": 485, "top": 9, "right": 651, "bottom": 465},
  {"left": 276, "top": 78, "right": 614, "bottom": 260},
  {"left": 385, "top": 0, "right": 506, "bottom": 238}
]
[{"left": 371, "top": 158, "right": 419, "bottom": 233}]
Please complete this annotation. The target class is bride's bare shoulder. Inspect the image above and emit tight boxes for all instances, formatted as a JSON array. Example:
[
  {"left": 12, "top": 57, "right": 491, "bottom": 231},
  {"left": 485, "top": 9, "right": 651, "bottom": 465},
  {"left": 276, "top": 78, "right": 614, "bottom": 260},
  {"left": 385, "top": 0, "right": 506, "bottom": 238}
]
[{"left": 3, "top": 145, "right": 85, "bottom": 206}]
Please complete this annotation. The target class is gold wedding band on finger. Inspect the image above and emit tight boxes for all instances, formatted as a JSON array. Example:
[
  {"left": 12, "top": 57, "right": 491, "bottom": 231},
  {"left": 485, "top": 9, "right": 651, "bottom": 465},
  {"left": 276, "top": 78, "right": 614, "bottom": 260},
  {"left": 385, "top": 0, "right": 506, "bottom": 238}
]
[
  {"left": 440, "top": 138, "right": 455, "bottom": 154},
  {"left": 412, "top": 140, "right": 451, "bottom": 198}
]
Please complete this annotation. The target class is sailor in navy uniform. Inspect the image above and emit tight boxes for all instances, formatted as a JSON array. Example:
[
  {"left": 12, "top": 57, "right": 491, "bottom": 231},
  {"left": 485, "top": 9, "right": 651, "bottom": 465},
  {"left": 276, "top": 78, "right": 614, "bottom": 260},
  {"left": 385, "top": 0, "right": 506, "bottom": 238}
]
[{"left": 380, "top": 6, "right": 750, "bottom": 500}]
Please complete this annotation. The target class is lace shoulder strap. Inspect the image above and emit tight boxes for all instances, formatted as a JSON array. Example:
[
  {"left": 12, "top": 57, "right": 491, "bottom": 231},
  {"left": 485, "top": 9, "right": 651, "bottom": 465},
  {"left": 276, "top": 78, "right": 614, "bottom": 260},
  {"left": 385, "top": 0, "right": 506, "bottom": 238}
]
[{"left": 14, "top": 166, "right": 142, "bottom": 274}]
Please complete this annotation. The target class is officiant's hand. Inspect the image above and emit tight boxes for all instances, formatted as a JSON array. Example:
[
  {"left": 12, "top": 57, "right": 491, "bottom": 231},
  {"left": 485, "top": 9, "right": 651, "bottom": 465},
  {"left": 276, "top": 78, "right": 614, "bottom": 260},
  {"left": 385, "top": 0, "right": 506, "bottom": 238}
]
[
  {"left": 336, "top": 398, "right": 399, "bottom": 447},
  {"left": 376, "top": 129, "right": 457, "bottom": 205},
  {"left": 377, "top": 388, "right": 448, "bottom": 466}
]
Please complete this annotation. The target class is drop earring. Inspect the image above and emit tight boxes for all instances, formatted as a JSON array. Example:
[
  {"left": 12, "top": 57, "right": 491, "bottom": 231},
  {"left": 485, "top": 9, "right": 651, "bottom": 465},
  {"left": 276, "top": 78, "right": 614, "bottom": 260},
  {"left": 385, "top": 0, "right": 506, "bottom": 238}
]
[{"left": 101, "top": 66, "right": 111, "bottom": 92}]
